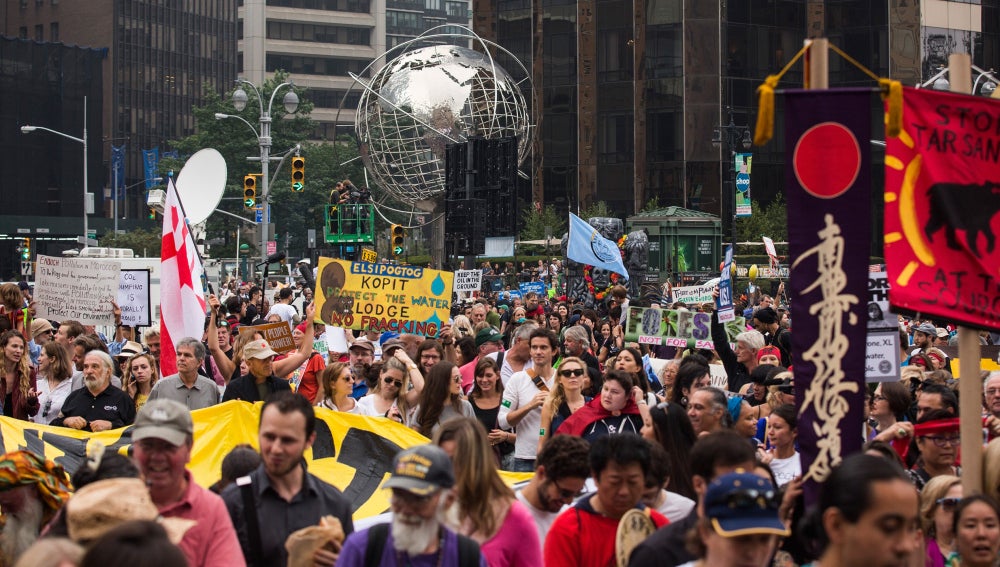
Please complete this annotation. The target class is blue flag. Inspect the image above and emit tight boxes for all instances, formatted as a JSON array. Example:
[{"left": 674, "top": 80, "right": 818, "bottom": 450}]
[
  {"left": 143, "top": 148, "right": 160, "bottom": 191},
  {"left": 567, "top": 213, "right": 629, "bottom": 279}
]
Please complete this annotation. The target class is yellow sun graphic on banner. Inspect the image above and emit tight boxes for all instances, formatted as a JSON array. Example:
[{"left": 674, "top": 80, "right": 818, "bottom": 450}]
[{"left": 883, "top": 117, "right": 936, "bottom": 287}]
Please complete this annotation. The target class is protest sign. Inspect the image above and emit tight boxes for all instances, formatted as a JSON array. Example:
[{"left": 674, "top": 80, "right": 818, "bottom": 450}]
[
  {"left": 117, "top": 269, "right": 151, "bottom": 327},
  {"left": 240, "top": 321, "right": 295, "bottom": 354},
  {"left": 785, "top": 89, "right": 871, "bottom": 502},
  {"left": 314, "top": 258, "right": 452, "bottom": 337},
  {"left": 34, "top": 255, "right": 120, "bottom": 325},
  {"left": 717, "top": 245, "right": 735, "bottom": 323},
  {"left": 623, "top": 306, "right": 745, "bottom": 350},
  {"left": 884, "top": 87, "right": 1000, "bottom": 330},
  {"left": 763, "top": 236, "right": 779, "bottom": 269},
  {"left": 519, "top": 281, "right": 546, "bottom": 296},
  {"left": 454, "top": 269, "right": 482, "bottom": 293},
  {"left": 866, "top": 272, "right": 901, "bottom": 382},
  {"left": 671, "top": 284, "right": 716, "bottom": 305}
]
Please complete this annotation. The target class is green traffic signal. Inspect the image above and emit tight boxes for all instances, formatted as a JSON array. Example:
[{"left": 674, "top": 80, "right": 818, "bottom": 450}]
[
  {"left": 244, "top": 198, "right": 256, "bottom": 208},
  {"left": 292, "top": 182, "right": 304, "bottom": 191}
]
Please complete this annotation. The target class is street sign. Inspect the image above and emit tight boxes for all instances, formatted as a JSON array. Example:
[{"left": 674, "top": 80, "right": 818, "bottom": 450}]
[
  {"left": 266, "top": 241, "right": 276, "bottom": 255},
  {"left": 86, "top": 229, "right": 97, "bottom": 239},
  {"left": 255, "top": 206, "right": 263, "bottom": 223},
  {"left": 20, "top": 261, "right": 32, "bottom": 276},
  {"left": 360, "top": 248, "right": 377, "bottom": 263}
]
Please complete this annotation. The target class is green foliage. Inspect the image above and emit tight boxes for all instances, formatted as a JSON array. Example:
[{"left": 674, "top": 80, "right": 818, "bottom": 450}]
[
  {"left": 734, "top": 193, "right": 788, "bottom": 256},
  {"left": 165, "top": 72, "right": 364, "bottom": 259},
  {"left": 519, "top": 204, "right": 566, "bottom": 254},
  {"left": 640, "top": 196, "right": 662, "bottom": 213},
  {"left": 580, "top": 201, "right": 612, "bottom": 220},
  {"left": 98, "top": 227, "right": 162, "bottom": 257}
]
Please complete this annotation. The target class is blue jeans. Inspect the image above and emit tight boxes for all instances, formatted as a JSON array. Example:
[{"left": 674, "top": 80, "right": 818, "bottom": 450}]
[{"left": 510, "top": 457, "right": 536, "bottom": 473}]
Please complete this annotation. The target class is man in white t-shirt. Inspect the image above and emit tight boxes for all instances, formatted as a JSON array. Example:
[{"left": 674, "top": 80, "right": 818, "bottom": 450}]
[
  {"left": 498, "top": 328, "right": 558, "bottom": 472},
  {"left": 266, "top": 287, "right": 298, "bottom": 330},
  {"left": 515, "top": 434, "right": 591, "bottom": 552}
]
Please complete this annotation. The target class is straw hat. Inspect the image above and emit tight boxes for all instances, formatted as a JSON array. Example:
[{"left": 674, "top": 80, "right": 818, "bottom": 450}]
[{"left": 66, "top": 478, "right": 195, "bottom": 544}]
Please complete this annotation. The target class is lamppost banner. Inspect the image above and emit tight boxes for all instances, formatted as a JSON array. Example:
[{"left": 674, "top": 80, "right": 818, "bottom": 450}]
[{"left": 734, "top": 152, "right": 753, "bottom": 217}]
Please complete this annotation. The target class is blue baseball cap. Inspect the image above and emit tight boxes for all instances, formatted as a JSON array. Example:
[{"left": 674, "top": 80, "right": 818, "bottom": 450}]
[{"left": 704, "top": 472, "right": 790, "bottom": 537}]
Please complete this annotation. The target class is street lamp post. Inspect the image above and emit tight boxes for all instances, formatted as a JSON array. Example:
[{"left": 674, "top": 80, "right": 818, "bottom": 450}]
[
  {"left": 215, "top": 80, "right": 299, "bottom": 261},
  {"left": 21, "top": 95, "right": 89, "bottom": 242},
  {"left": 712, "top": 108, "right": 752, "bottom": 247}
]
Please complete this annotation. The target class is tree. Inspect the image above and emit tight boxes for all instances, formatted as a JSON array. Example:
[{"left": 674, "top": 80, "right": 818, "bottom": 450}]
[
  {"left": 580, "top": 201, "right": 612, "bottom": 220},
  {"left": 734, "top": 193, "right": 788, "bottom": 256},
  {"left": 98, "top": 227, "right": 162, "bottom": 257},
  {"left": 640, "top": 196, "right": 662, "bottom": 213},
  {"left": 519, "top": 204, "right": 566, "bottom": 254}
]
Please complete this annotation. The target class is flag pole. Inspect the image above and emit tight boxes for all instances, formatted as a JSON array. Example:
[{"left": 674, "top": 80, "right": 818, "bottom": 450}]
[
  {"left": 165, "top": 178, "right": 211, "bottom": 300},
  {"left": 946, "top": 52, "right": 982, "bottom": 497}
]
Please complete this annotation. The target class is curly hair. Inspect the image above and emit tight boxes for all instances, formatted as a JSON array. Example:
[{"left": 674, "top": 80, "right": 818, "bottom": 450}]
[
  {"left": 122, "top": 353, "right": 160, "bottom": 405},
  {"left": 0, "top": 330, "right": 32, "bottom": 399}
]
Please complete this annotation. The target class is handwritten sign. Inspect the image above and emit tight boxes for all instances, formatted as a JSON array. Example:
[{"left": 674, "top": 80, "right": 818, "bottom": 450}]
[
  {"left": 672, "top": 284, "right": 716, "bottom": 306},
  {"left": 454, "top": 269, "right": 482, "bottom": 293},
  {"left": 314, "top": 258, "right": 452, "bottom": 337},
  {"left": 624, "top": 306, "right": 745, "bottom": 349},
  {"left": 35, "top": 255, "right": 120, "bottom": 325},
  {"left": 239, "top": 321, "right": 295, "bottom": 354},
  {"left": 117, "top": 269, "right": 151, "bottom": 327}
]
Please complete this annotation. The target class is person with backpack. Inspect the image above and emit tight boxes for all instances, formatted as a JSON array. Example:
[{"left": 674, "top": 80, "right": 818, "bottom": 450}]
[{"left": 336, "top": 444, "right": 487, "bottom": 567}]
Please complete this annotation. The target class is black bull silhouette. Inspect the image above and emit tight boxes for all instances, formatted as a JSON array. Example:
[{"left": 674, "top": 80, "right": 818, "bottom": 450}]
[{"left": 924, "top": 181, "right": 1000, "bottom": 257}]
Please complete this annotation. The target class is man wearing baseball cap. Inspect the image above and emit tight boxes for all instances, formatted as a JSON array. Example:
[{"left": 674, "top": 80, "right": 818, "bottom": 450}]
[
  {"left": 131, "top": 399, "right": 244, "bottom": 566},
  {"left": 337, "top": 444, "right": 486, "bottom": 566},
  {"left": 221, "top": 338, "right": 292, "bottom": 403},
  {"left": 27, "top": 318, "right": 54, "bottom": 366},
  {"left": 348, "top": 338, "right": 376, "bottom": 398},
  {"left": 458, "top": 327, "right": 505, "bottom": 393}
]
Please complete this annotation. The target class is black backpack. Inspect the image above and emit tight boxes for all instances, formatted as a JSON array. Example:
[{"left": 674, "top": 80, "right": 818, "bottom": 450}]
[{"left": 364, "top": 523, "right": 482, "bottom": 567}]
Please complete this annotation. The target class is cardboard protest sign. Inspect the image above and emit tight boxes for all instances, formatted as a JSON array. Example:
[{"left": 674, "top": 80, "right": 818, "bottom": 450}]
[
  {"left": 117, "top": 269, "right": 151, "bottom": 327},
  {"left": 623, "top": 306, "right": 745, "bottom": 350},
  {"left": 884, "top": 87, "right": 1000, "bottom": 330},
  {"left": 866, "top": 272, "right": 901, "bottom": 382},
  {"left": 785, "top": 89, "right": 871, "bottom": 502},
  {"left": 454, "top": 269, "right": 482, "bottom": 293},
  {"left": 314, "top": 258, "right": 452, "bottom": 337},
  {"left": 671, "top": 284, "right": 716, "bottom": 305},
  {"left": 34, "top": 255, "right": 120, "bottom": 325},
  {"left": 240, "top": 321, "right": 296, "bottom": 354}
]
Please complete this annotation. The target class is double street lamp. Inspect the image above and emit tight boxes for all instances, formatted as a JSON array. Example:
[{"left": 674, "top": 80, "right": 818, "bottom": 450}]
[
  {"left": 712, "top": 109, "right": 752, "bottom": 246},
  {"left": 20, "top": 95, "right": 89, "bottom": 242},
  {"left": 215, "top": 80, "right": 299, "bottom": 260}
]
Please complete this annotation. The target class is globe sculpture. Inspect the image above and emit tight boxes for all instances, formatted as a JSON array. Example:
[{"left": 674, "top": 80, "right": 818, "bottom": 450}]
[{"left": 354, "top": 43, "right": 531, "bottom": 206}]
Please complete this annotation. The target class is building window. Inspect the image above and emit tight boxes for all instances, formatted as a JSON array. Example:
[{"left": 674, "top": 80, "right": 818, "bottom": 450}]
[
  {"left": 34, "top": 24, "right": 43, "bottom": 41},
  {"left": 18, "top": 26, "right": 27, "bottom": 38},
  {"left": 50, "top": 22, "right": 59, "bottom": 42}
]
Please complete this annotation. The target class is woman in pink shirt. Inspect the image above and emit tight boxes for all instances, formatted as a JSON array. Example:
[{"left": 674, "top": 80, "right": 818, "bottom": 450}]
[{"left": 434, "top": 417, "right": 541, "bottom": 567}]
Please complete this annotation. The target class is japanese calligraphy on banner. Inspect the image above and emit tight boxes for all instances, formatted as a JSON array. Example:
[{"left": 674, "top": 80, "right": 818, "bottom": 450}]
[
  {"left": 623, "top": 306, "right": 745, "bottom": 350},
  {"left": 884, "top": 87, "right": 1000, "bottom": 330},
  {"left": 34, "top": 255, "right": 120, "bottom": 325},
  {"left": 785, "top": 89, "right": 872, "bottom": 503},
  {"left": 314, "top": 258, "right": 452, "bottom": 337},
  {"left": 453, "top": 269, "right": 482, "bottom": 293},
  {"left": 239, "top": 321, "right": 295, "bottom": 354}
]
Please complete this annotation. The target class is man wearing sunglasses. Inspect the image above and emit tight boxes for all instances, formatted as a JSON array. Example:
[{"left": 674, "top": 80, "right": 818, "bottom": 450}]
[
  {"left": 27, "top": 318, "right": 54, "bottom": 366},
  {"left": 515, "top": 434, "right": 591, "bottom": 553}
]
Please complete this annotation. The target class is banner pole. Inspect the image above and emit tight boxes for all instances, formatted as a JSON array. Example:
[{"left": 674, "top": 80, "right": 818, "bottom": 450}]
[
  {"left": 946, "top": 52, "right": 982, "bottom": 496},
  {"left": 805, "top": 38, "right": 829, "bottom": 90}
]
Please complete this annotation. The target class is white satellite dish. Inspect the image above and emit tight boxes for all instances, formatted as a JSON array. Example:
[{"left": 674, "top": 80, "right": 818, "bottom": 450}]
[{"left": 175, "top": 148, "right": 227, "bottom": 224}]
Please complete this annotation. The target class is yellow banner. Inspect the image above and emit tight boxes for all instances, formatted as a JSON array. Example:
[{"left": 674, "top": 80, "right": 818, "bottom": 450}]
[{"left": 314, "top": 257, "right": 453, "bottom": 338}]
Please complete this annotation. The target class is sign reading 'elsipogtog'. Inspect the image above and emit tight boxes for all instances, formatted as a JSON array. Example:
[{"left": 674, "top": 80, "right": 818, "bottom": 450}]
[{"left": 314, "top": 257, "right": 453, "bottom": 337}]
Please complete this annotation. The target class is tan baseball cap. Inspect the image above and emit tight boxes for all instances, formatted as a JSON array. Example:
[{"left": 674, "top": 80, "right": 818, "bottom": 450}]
[
  {"left": 244, "top": 338, "right": 278, "bottom": 360},
  {"left": 29, "top": 318, "right": 53, "bottom": 338}
]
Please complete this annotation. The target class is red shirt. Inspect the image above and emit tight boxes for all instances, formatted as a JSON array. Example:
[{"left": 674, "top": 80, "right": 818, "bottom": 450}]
[
  {"left": 158, "top": 471, "right": 246, "bottom": 567},
  {"left": 544, "top": 497, "right": 668, "bottom": 567}
]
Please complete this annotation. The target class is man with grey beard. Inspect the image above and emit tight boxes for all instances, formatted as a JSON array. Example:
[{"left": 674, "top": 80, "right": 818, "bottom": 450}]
[
  {"left": 51, "top": 351, "right": 135, "bottom": 430},
  {"left": 336, "top": 445, "right": 487, "bottom": 566},
  {"left": 0, "top": 451, "right": 73, "bottom": 565}
]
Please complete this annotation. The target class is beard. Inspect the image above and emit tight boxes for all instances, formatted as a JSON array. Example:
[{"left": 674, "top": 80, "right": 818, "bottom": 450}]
[
  {"left": 84, "top": 375, "right": 105, "bottom": 393},
  {"left": 391, "top": 497, "right": 454, "bottom": 557},
  {"left": 1, "top": 495, "right": 43, "bottom": 564}
]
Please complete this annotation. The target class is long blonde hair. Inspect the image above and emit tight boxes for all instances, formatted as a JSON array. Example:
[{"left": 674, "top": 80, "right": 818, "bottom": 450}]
[
  {"left": 122, "top": 353, "right": 160, "bottom": 402},
  {"left": 0, "top": 330, "right": 32, "bottom": 399},
  {"left": 546, "top": 356, "right": 586, "bottom": 416},
  {"left": 373, "top": 357, "right": 412, "bottom": 418},
  {"left": 433, "top": 417, "right": 513, "bottom": 538}
]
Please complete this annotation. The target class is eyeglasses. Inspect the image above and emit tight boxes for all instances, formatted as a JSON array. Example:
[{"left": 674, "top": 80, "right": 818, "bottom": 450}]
[
  {"left": 452, "top": 375, "right": 462, "bottom": 383},
  {"left": 872, "top": 394, "right": 886, "bottom": 402},
  {"left": 391, "top": 489, "right": 439, "bottom": 508},
  {"left": 384, "top": 376, "right": 403, "bottom": 388},
  {"left": 559, "top": 368, "right": 585, "bottom": 378},
  {"left": 987, "top": 388, "right": 1000, "bottom": 397},
  {"left": 922, "top": 435, "right": 961, "bottom": 447},
  {"left": 715, "top": 488, "right": 781, "bottom": 511},
  {"left": 420, "top": 354, "right": 441, "bottom": 361},
  {"left": 936, "top": 497, "right": 962, "bottom": 512},
  {"left": 552, "top": 478, "right": 585, "bottom": 501}
]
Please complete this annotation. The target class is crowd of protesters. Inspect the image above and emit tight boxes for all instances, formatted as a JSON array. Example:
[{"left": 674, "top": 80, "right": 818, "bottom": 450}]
[{"left": 2, "top": 268, "right": 1000, "bottom": 567}]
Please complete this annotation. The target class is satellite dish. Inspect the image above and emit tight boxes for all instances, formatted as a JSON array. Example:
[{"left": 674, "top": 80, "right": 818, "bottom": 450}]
[{"left": 175, "top": 148, "right": 226, "bottom": 224}]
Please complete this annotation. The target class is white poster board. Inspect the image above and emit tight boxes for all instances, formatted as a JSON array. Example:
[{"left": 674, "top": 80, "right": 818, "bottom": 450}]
[
  {"left": 866, "top": 272, "right": 901, "bottom": 382},
  {"left": 453, "top": 270, "right": 482, "bottom": 293},
  {"left": 34, "top": 255, "right": 120, "bottom": 325},
  {"left": 118, "top": 269, "right": 151, "bottom": 327}
]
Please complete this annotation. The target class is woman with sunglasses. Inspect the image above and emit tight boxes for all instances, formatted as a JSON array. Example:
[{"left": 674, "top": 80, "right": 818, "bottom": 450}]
[
  {"left": 537, "top": 357, "right": 591, "bottom": 453},
  {"left": 315, "top": 362, "right": 359, "bottom": 413},
  {"left": 919, "top": 474, "right": 962, "bottom": 567},
  {"left": 468, "top": 358, "right": 515, "bottom": 469},
  {"left": 410, "top": 361, "right": 474, "bottom": 437},
  {"left": 122, "top": 353, "right": 159, "bottom": 412},
  {"left": 32, "top": 341, "right": 72, "bottom": 425},
  {"left": 356, "top": 354, "right": 421, "bottom": 422}
]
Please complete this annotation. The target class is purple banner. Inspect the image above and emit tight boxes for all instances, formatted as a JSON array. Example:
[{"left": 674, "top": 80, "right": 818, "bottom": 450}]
[{"left": 785, "top": 89, "right": 872, "bottom": 504}]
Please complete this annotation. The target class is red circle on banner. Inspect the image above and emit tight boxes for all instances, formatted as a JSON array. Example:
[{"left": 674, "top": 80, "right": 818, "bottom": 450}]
[{"left": 793, "top": 122, "right": 861, "bottom": 199}]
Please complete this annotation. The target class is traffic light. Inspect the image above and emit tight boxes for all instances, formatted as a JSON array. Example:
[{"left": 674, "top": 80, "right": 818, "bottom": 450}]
[
  {"left": 148, "top": 208, "right": 157, "bottom": 220},
  {"left": 243, "top": 175, "right": 257, "bottom": 209},
  {"left": 291, "top": 157, "right": 305, "bottom": 191},
  {"left": 20, "top": 239, "right": 30, "bottom": 261},
  {"left": 390, "top": 224, "right": 405, "bottom": 256}
]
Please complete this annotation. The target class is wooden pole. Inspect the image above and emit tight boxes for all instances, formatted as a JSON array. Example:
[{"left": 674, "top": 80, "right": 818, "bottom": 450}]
[
  {"left": 947, "top": 52, "right": 982, "bottom": 496},
  {"left": 805, "top": 38, "right": 829, "bottom": 90}
]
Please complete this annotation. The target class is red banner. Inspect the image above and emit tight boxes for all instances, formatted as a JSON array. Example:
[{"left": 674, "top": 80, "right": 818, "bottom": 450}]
[{"left": 884, "top": 87, "right": 1000, "bottom": 330}]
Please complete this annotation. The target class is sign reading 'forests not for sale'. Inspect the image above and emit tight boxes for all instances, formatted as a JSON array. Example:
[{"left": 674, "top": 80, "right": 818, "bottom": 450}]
[{"left": 313, "top": 257, "right": 453, "bottom": 337}]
